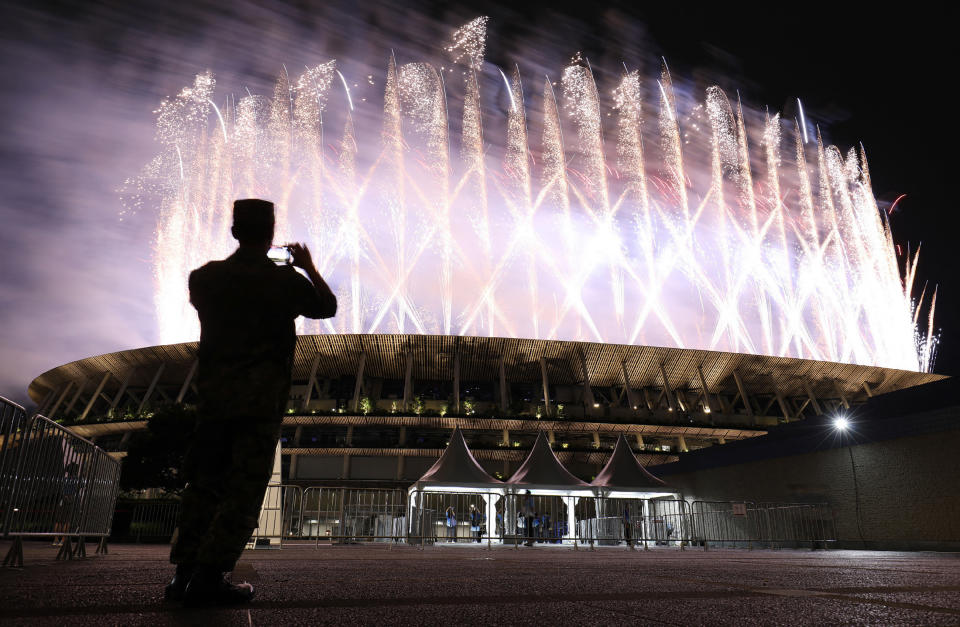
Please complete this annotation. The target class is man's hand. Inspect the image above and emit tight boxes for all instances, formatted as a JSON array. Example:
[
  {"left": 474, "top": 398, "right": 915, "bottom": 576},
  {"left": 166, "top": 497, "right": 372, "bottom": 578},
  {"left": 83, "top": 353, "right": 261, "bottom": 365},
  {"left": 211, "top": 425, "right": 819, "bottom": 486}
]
[
  {"left": 288, "top": 243, "right": 314, "bottom": 270},
  {"left": 287, "top": 242, "right": 337, "bottom": 318}
]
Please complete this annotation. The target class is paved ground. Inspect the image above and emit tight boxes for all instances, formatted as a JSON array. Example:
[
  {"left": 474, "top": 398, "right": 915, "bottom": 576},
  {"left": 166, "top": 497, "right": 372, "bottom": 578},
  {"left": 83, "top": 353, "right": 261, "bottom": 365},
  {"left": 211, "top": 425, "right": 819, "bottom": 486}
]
[{"left": 1, "top": 541, "right": 959, "bottom": 625}]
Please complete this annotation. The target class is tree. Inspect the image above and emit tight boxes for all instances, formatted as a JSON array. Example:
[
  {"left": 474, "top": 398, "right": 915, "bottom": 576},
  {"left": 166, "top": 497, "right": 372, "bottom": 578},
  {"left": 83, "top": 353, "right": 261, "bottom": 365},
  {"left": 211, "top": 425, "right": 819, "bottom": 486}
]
[{"left": 120, "top": 403, "right": 197, "bottom": 495}]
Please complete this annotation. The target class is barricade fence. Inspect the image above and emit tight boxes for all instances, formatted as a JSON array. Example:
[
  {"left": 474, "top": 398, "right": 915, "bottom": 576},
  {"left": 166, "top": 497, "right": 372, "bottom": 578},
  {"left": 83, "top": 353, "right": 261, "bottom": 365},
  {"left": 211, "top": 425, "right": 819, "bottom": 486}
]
[
  {"left": 234, "top": 488, "right": 834, "bottom": 550},
  {"left": 689, "top": 501, "right": 835, "bottom": 549},
  {"left": 0, "top": 397, "right": 29, "bottom": 531},
  {"left": 43, "top": 484, "right": 836, "bottom": 552},
  {"left": 129, "top": 500, "right": 182, "bottom": 542},
  {"left": 2, "top": 413, "right": 122, "bottom": 566}
]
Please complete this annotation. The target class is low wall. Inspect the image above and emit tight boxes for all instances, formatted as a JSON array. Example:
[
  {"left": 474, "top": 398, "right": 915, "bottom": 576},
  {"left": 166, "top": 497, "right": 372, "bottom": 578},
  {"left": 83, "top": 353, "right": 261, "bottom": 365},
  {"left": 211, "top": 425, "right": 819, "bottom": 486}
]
[{"left": 661, "top": 413, "right": 960, "bottom": 551}]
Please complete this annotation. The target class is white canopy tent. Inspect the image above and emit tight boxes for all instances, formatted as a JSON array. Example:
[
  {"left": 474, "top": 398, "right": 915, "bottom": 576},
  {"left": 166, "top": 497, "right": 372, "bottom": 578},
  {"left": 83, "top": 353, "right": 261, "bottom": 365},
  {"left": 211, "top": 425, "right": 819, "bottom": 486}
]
[
  {"left": 504, "top": 431, "right": 594, "bottom": 541},
  {"left": 407, "top": 430, "right": 678, "bottom": 545},
  {"left": 407, "top": 427, "right": 502, "bottom": 541},
  {"left": 591, "top": 434, "right": 675, "bottom": 499}
]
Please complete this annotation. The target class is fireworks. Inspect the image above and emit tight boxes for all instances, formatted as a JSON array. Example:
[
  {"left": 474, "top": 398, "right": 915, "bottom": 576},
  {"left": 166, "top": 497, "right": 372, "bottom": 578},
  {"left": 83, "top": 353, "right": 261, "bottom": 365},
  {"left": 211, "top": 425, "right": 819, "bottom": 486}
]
[{"left": 126, "top": 19, "right": 938, "bottom": 372}]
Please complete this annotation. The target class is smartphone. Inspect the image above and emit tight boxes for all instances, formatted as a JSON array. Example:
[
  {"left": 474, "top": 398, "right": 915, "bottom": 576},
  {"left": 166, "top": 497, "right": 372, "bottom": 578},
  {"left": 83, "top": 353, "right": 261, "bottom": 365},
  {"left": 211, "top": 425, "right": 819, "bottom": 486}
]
[{"left": 267, "top": 245, "right": 292, "bottom": 265}]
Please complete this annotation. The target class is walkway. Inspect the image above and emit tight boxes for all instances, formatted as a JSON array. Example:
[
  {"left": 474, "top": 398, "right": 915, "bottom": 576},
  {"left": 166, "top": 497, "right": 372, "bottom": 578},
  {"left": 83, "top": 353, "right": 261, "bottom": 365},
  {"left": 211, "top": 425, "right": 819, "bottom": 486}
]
[{"left": 1, "top": 542, "right": 958, "bottom": 624}]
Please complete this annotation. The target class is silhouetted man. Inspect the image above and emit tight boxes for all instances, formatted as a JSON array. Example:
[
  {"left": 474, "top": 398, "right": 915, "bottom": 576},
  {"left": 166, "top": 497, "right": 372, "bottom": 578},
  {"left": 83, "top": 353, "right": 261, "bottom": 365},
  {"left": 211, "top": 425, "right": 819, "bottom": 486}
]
[{"left": 166, "top": 199, "right": 336, "bottom": 606}]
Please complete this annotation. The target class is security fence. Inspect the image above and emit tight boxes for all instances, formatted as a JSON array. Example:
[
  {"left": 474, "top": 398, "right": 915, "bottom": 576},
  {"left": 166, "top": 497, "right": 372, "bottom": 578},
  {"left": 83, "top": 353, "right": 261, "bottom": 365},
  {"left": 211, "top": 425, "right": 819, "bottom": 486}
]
[
  {"left": 0, "top": 397, "right": 29, "bottom": 529},
  {"left": 129, "top": 500, "right": 182, "bottom": 542},
  {"left": 689, "top": 501, "right": 835, "bottom": 549},
  {"left": 248, "top": 484, "right": 305, "bottom": 548},
  {"left": 2, "top": 411, "right": 122, "bottom": 566},
  {"left": 102, "top": 487, "right": 837, "bottom": 551},
  {"left": 293, "top": 487, "right": 407, "bottom": 545}
]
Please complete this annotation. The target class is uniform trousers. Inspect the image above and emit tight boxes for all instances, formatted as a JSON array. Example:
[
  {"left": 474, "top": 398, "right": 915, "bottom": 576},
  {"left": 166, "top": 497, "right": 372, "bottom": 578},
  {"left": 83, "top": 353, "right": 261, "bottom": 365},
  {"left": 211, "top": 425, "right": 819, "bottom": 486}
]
[{"left": 170, "top": 415, "right": 281, "bottom": 572}]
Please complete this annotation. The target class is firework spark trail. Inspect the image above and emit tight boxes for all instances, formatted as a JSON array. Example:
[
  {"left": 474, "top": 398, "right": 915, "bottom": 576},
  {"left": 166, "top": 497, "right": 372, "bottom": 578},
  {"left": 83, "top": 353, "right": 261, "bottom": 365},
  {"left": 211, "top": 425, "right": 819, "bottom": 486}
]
[
  {"left": 128, "top": 18, "right": 938, "bottom": 372},
  {"left": 462, "top": 70, "right": 493, "bottom": 334}
]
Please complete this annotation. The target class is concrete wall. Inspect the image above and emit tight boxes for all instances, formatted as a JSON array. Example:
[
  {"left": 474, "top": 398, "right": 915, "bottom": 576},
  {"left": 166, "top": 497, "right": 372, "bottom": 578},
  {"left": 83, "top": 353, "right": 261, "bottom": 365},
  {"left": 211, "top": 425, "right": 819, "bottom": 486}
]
[{"left": 663, "top": 428, "right": 960, "bottom": 550}]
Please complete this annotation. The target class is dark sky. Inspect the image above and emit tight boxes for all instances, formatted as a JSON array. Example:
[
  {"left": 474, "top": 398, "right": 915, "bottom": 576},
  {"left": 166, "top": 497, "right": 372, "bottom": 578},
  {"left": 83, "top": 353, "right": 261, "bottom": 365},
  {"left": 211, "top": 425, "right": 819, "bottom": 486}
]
[{"left": 0, "top": 1, "right": 954, "bottom": 406}]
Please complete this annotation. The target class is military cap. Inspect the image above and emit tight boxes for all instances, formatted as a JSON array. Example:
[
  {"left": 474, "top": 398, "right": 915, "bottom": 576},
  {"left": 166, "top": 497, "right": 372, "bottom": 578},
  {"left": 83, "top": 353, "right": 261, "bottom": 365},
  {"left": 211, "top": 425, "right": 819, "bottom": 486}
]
[{"left": 232, "top": 199, "right": 275, "bottom": 228}]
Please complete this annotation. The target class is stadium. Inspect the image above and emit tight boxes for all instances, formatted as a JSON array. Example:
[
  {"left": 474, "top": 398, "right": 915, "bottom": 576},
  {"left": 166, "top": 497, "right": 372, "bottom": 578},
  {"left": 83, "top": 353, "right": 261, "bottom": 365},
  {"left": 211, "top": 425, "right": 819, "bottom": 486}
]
[
  {"left": 27, "top": 334, "right": 943, "bottom": 489},
  {"left": 20, "top": 22, "right": 948, "bottom": 513}
]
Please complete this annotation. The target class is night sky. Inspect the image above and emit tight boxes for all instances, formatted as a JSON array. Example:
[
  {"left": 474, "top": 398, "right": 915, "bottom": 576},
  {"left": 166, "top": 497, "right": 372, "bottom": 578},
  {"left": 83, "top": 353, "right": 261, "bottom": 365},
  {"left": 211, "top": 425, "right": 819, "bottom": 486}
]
[{"left": 0, "top": 1, "right": 954, "bottom": 406}]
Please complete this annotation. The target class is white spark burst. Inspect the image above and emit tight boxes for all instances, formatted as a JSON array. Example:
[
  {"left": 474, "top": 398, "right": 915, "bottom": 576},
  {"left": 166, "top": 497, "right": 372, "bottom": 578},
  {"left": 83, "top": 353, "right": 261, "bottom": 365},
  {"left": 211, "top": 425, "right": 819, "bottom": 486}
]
[{"left": 125, "top": 19, "right": 938, "bottom": 373}]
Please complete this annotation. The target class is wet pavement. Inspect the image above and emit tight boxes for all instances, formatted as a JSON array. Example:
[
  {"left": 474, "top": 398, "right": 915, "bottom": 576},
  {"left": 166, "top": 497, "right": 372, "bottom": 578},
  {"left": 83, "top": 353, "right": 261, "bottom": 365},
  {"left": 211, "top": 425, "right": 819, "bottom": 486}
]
[{"left": 1, "top": 541, "right": 958, "bottom": 625}]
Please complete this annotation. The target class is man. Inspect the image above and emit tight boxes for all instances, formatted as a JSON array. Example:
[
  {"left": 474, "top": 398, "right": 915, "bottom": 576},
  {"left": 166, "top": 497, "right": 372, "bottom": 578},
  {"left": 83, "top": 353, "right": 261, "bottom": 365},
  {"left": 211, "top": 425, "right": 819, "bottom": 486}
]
[
  {"left": 166, "top": 199, "right": 336, "bottom": 606},
  {"left": 521, "top": 490, "right": 536, "bottom": 547}
]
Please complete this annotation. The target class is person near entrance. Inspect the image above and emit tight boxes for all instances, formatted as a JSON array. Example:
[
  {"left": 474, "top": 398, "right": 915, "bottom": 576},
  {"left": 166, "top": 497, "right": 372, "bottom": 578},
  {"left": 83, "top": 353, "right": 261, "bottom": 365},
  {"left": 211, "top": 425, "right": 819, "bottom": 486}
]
[{"left": 166, "top": 198, "right": 337, "bottom": 606}]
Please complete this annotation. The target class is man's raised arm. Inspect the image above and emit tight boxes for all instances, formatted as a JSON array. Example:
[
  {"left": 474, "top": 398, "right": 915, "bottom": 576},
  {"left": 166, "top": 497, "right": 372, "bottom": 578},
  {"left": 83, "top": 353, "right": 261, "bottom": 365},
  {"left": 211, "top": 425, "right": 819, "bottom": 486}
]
[{"left": 289, "top": 243, "right": 337, "bottom": 319}]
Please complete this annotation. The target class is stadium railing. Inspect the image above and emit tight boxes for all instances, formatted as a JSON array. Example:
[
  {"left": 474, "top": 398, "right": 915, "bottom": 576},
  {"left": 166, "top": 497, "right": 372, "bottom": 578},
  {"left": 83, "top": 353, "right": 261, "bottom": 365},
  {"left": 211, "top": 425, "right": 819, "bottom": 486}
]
[
  {"left": 1, "top": 410, "right": 122, "bottom": 567},
  {"left": 0, "top": 397, "right": 29, "bottom": 533}
]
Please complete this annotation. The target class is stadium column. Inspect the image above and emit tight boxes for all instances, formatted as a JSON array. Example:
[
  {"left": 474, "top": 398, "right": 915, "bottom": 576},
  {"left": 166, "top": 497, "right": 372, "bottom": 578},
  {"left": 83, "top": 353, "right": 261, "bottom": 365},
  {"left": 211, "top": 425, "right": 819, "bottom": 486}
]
[
  {"left": 175, "top": 359, "right": 198, "bottom": 404},
  {"left": 731, "top": 369, "right": 754, "bottom": 421},
  {"left": 63, "top": 378, "right": 89, "bottom": 418},
  {"left": 289, "top": 425, "right": 303, "bottom": 479},
  {"left": 539, "top": 357, "right": 551, "bottom": 417},
  {"left": 675, "top": 435, "right": 688, "bottom": 452},
  {"left": 301, "top": 351, "right": 322, "bottom": 411},
  {"left": 36, "top": 387, "right": 57, "bottom": 416},
  {"left": 802, "top": 381, "right": 823, "bottom": 415},
  {"left": 642, "top": 387, "right": 656, "bottom": 412},
  {"left": 403, "top": 350, "right": 414, "bottom": 411},
  {"left": 138, "top": 363, "right": 166, "bottom": 413},
  {"left": 696, "top": 364, "right": 715, "bottom": 414},
  {"left": 579, "top": 350, "right": 595, "bottom": 410},
  {"left": 658, "top": 363, "right": 677, "bottom": 412},
  {"left": 775, "top": 390, "right": 795, "bottom": 421},
  {"left": 109, "top": 369, "right": 135, "bottom": 411},
  {"left": 396, "top": 426, "right": 406, "bottom": 480},
  {"left": 79, "top": 372, "right": 112, "bottom": 422},
  {"left": 453, "top": 352, "right": 460, "bottom": 414},
  {"left": 635, "top": 434, "right": 645, "bottom": 449},
  {"left": 352, "top": 353, "right": 366, "bottom": 413},
  {"left": 832, "top": 379, "right": 851, "bottom": 409},
  {"left": 499, "top": 357, "right": 508, "bottom": 413},
  {"left": 862, "top": 381, "right": 874, "bottom": 398},
  {"left": 621, "top": 361, "right": 639, "bottom": 411},
  {"left": 46, "top": 381, "right": 73, "bottom": 418}
]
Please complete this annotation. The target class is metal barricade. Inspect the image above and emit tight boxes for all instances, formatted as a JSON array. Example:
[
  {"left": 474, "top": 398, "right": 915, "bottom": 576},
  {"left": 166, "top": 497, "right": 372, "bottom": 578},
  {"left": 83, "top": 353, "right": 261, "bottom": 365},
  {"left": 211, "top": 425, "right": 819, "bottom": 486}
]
[
  {"left": 690, "top": 500, "right": 758, "bottom": 548},
  {"left": 643, "top": 499, "right": 690, "bottom": 548},
  {"left": 752, "top": 502, "right": 835, "bottom": 548},
  {"left": 574, "top": 497, "right": 689, "bottom": 550},
  {"left": 248, "top": 484, "right": 303, "bottom": 549},
  {"left": 690, "top": 501, "right": 835, "bottom": 549},
  {"left": 2, "top": 414, "right": 122, "bottom": 566},
  {"left": 300, "top": 487, "right": 407, "bottom": 545},
  {"left": 0, "top": 397, "right": 29, "bottom": 532},
  {"left": 129, "top": 500, "right": 182, "bottom": 542},
  {"left": 409, "top": 490, "right": 497, "bottom": 548}
]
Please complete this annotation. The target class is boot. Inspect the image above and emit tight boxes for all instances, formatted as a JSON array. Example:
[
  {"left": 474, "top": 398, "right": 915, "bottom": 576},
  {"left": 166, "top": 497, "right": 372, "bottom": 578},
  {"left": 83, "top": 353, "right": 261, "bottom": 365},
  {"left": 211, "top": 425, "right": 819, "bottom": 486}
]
[
  {"left": 164, "top": 564, "right": 194, "bottom": 602},
  {"left": 183, "top": 567, "right": 255, "bottom": 607}
]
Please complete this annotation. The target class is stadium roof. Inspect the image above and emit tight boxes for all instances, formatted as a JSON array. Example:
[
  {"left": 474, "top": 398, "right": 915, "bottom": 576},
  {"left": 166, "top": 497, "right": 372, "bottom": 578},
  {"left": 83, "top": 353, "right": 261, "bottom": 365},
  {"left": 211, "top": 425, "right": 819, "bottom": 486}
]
[{"left": 29, "top": 334, "right": 946, "bottom": 406}]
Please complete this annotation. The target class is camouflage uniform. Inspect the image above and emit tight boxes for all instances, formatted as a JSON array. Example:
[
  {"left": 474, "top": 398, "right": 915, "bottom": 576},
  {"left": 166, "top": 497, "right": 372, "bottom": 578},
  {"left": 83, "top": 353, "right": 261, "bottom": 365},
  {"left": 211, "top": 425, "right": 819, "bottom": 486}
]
[{"left": 170, "top": 247, "right": 335, "bottom": 572}]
